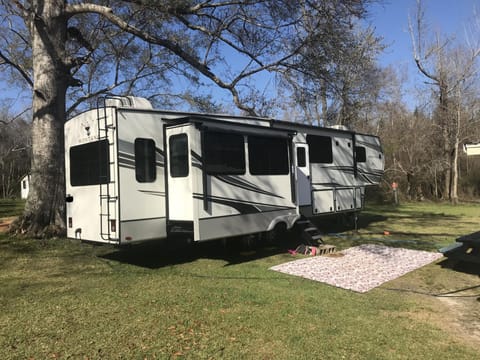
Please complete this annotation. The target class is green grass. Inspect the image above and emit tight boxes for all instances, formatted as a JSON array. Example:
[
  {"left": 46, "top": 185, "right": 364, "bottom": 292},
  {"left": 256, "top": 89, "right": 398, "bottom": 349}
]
[
  {"left": 0, "top": 198, "right": 25, "bottom": 218},
  {"left": 319, "top": 202, "right": 480, "bottom": 251},
  {"left": 1, "top": 202, "right": 479, "bottom": 359}
]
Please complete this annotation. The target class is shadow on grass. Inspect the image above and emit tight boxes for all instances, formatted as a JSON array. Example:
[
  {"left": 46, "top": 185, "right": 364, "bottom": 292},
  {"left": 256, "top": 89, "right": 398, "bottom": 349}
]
[
  {"left": 312, "top": 211, "right": 466, "bottom": 242},
  {"left": 100, "top": 236, "right": 296, "bottom": 270},
  {"left": 309, "top": 212, "right": 388, "bottom": 234},
  {"left": 438, "top": 258, "right": 480, "bottom": 277},
  {"left": 99, "top": 208, "right": 466, "bottom": 269}
]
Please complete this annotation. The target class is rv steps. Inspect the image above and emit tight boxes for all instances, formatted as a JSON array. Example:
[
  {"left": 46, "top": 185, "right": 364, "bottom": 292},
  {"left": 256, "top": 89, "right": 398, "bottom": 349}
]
[{"left": 295, "top": 217, "right": 324, "bottom": 245}]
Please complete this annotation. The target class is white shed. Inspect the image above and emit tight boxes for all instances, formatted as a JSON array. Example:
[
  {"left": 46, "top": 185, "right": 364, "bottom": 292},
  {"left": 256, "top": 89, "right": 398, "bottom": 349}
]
[
  {"left": 20, "top": 175, "right": 30, "bottom": 199},
  {"left": 464, "top": 143, "right": 480, "bottom": 156}
]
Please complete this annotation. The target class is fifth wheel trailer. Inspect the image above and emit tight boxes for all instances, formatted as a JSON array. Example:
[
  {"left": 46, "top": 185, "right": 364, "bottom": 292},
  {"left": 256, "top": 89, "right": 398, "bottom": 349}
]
[{"left": 64, "top": 96, "right": 384, "bottom": 245}]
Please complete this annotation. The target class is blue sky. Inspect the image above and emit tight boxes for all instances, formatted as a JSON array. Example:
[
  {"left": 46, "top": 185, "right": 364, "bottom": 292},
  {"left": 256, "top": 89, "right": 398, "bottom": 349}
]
[
  {"left": 369, "top": 0, "right": 479, "bottom": 107},
  {"left": 2, "top": 0, "right": 478, "bottom": 116}
]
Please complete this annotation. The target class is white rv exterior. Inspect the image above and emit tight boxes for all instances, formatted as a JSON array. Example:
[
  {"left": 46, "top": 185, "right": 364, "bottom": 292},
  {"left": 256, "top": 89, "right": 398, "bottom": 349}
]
[{"left": 64, "top": 97, "right": 384, "bottom": 245}]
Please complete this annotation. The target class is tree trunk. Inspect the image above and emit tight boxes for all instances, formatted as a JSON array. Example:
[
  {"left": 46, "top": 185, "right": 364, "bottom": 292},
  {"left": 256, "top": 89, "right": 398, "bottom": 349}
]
[
  {"left": 451, "top": 99, "right": 461, "bottom": 205},
  {"left": 13, "top": 0, "right": 68, "bottom": 237},
  {"left": 320, "top": 79, "right": 328, "bottom": 126},
  {"left": 438, "top": 81, "right": 452, "bottom": 201}
]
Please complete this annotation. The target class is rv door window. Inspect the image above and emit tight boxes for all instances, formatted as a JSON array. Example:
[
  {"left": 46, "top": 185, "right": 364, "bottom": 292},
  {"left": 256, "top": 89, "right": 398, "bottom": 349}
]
[
  {"left": 306, "top": 135, "right": 333, "bottom": 164},
  {"left": 70, "top": 140, "right": 110, "bottom": 186},
  {"left": 248, "top": 136, "right": 289, "bottom": 175},
  {"left": 296, "top": 147, "right": 306, "bottom": 167},
  {"left": 355, "top": 146, "right": 366, "bottom": 163},
  {"left": 203, "top": 131, "right": 245, "bottom": 175},
  {"left": 135, "top": 138, "right": 157, "bottom": 182},
  {"left": 169, "top": 134, "right": 189, "bottom": 177}
]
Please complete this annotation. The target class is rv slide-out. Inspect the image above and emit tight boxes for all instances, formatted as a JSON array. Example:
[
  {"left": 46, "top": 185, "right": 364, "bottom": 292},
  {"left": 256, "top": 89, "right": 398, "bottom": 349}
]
[{"left": 64, "top": 96, "right": 384, "bottom": 245}]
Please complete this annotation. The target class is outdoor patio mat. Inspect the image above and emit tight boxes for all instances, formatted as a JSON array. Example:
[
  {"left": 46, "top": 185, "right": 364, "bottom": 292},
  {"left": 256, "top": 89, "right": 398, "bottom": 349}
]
[{"left": 270, "top": 244, "right": 443, "bottom": 293}]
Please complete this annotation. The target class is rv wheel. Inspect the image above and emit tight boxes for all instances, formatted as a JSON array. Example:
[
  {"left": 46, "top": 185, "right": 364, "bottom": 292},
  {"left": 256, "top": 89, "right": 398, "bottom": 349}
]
[{"left": 266, "top": 222, "right": 287, "bottom": 244}]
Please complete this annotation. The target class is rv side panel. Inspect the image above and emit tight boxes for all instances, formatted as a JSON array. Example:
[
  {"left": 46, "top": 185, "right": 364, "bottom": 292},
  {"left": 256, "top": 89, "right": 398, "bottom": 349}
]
[
  {"left": 355, "top": 134, "right": 384, "bottom": 186},
  {"left": 117, "top": 110, "right": 167, "bottom": 243}
]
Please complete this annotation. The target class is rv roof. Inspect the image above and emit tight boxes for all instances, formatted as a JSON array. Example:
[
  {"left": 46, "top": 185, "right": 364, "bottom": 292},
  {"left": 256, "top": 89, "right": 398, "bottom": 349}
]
[{"left": 173, "top": 115, "right": 296, "bottom": 137}]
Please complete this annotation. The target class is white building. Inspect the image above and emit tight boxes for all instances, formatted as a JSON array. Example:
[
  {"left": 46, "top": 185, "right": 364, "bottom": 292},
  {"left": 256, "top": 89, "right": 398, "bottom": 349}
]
[{"left": 20, "top": 175, "right": 30, "bottom": 199}]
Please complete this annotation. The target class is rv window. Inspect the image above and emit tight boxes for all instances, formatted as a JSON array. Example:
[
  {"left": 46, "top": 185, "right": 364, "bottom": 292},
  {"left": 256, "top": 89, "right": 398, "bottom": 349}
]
[
  {"left": 355, "top": 146, "right": 367, "bottom": 163},
  {"left": 306, "top": 135, "right": 333, "bottom": 164},
  {"left": 70, "top": 140, "right": 110, "bottom": 186},
  {"left": 203, "top": 131, "right": 245, "bottom": 175},
  {"left": 135, "top": 138, "right": 156, "bottom": 182},
  {"left": 169, "top": 134, "right": 189, "bottom": 178},
  {"left": 248, "top": 136, "right": 289, "bottom": 175},
  {"left": 297, "top": 147, "right": 306, "bottom": 167}
]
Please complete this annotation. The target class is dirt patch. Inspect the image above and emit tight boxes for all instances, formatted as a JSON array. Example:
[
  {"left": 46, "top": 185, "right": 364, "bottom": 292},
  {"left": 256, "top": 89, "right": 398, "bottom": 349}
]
[
  {"left": 0, "top": 217, "right": 16, "bottom": 233},
  {"left": 437, "top": 296, "right": 480, "bottom": 346}
]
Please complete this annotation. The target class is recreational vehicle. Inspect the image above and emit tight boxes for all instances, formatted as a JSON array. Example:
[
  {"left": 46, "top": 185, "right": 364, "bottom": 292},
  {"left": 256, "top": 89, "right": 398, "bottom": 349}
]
[{"left": 64, "top": 96, "right": 384, "bottom": 245}]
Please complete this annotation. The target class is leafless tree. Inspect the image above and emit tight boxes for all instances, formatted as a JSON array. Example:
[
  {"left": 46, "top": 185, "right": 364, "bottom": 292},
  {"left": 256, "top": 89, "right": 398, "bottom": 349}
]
[
  {"left": 409, "top": 0, "right": 480, "bottom": 203},
  {"left": 0, "top": 110, "right": 31, "bottom": 198}
]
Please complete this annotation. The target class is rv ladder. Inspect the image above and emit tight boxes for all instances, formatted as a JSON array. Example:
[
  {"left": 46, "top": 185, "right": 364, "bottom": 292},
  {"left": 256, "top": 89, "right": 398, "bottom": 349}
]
[{"left": 96, "top": 97, "right": 119, "bottom": 242}]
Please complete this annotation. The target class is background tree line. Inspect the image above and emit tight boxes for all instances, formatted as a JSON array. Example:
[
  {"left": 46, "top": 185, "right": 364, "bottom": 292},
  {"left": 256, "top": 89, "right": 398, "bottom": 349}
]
[{"left": 0, "top": 0, "right": 479, "bottom": 235}]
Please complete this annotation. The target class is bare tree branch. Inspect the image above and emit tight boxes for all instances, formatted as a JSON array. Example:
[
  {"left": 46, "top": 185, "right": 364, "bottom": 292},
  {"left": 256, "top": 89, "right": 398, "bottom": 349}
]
[{"left": 0, "top": 49, "right": 33, "bottom": 87}]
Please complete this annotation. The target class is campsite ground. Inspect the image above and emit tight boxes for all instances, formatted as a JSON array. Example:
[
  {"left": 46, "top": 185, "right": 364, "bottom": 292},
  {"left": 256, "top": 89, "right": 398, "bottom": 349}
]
[{"left": 0, "top": 199, "right": 479, "bottom": 358}]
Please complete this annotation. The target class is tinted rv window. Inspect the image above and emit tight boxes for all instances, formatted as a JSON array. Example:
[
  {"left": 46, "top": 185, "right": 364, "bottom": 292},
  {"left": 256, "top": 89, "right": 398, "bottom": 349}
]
[
  {"left": 355, "top": 146, "right": 367, "bottom": 163},
  {"left": 248, "top": 136, "right": 289, "bottom": 175},
  {"left": 306, "top": 135, "right": 333, "bottom": 164},
  {"left": 70, "top": 139, "right": 110, "bottom": 186},
  {"left": 135, "top": 138, "right": 156, "bottom": 182},
  {"left": 169, "top": 134, "right": 189, "bottom": 177},
  {"left": 297, "top": 147, "right": 306, "bottom": 167},
  {"left": 203, "top": 131, "right": 245, "bottom": 175}
]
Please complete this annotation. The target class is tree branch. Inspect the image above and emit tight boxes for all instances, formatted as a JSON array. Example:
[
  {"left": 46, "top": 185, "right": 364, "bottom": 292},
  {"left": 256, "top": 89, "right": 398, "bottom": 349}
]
[
  {"left": 0, "top": 106, "right": 31, "bottom": 125},
  {"left": 65, "top": 2, "right": 262, "bottom": 114},
  {"left": 65, "top": 4, "right": 220, "bottom": 83},
  {"left": 0, "top": 50, "right": 33, "bottom": 87}
]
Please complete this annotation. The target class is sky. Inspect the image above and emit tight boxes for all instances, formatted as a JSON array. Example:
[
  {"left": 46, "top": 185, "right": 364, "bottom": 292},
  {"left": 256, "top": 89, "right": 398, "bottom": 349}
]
[
  {"left": 368, "top": 0, "right": 479, "bottom": 108},
  {"left": 1, "top": 0, "right": 479, "bottom": 116}
]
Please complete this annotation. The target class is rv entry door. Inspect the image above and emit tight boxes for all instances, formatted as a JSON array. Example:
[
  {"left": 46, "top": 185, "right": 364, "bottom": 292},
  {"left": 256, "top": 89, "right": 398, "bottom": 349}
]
[
  {"left": 166, "top": 125, "right": 195, "bottom": 235},
  {"left": 295, "top": 143, "right": 312, "bottom": 206}
]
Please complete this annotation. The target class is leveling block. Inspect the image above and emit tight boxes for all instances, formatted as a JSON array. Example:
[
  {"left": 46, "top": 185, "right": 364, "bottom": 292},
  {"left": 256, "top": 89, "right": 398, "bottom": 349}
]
[{"left": 289, "top": 244, "right": 336, "bottom": 256}]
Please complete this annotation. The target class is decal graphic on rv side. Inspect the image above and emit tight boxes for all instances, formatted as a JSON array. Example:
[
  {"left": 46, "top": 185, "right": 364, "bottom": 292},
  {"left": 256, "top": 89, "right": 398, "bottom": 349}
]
[{"left": 64, "top": 96, "right": 384, "bottom": 244}]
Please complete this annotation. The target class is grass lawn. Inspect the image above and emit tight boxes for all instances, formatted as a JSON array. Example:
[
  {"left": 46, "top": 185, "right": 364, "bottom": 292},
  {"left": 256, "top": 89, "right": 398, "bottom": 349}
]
[
  {"left": 0, "top": 201, "right": 479, "bottom": 359},
  {"left": 0, "top": 198, "right": 25, "bottom": 218}
]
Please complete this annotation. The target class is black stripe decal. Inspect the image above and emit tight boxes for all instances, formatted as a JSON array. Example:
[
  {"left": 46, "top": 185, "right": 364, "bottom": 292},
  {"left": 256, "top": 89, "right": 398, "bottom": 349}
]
[
  {"left": 194, "top": 194, "right": 259, "bottom": 214},
  {"left": 155, "top": 147, "right": 165, "bottom": 160},
  {"left": 190, "top": 151, "right": 284, "bottom": 199},
  {"left": 118, "top": 157, "right": 135, "bottom": 169},
  {"left": 193, "top": 193, "right": 295, "bottom": 215},
  {"left": 216, "top": 175, "right": 284, "bottom": 199},
  {"left": 138, "top": 190, "right": 166, "bottom": 197}
]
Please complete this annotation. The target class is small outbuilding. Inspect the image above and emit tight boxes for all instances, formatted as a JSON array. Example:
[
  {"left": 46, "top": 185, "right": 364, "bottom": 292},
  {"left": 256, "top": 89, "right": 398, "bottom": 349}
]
[
  {"left": 463, "top": 143, "right": 480, "bottom": 156},
  {"left": 20, "top": 175, "right": 30, "bottom": 199}
]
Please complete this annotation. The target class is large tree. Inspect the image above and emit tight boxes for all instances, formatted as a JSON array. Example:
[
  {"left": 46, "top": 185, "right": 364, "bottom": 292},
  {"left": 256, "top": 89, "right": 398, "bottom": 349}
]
[
  {"left": 410, "top": 0, "right": 480, "bottom": 203},
  {"left": 0, "top": 0, "right": 374, "bottom": 237},
  {"left": 279, "top": 18, "right": 384, "bottom": 127}
]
